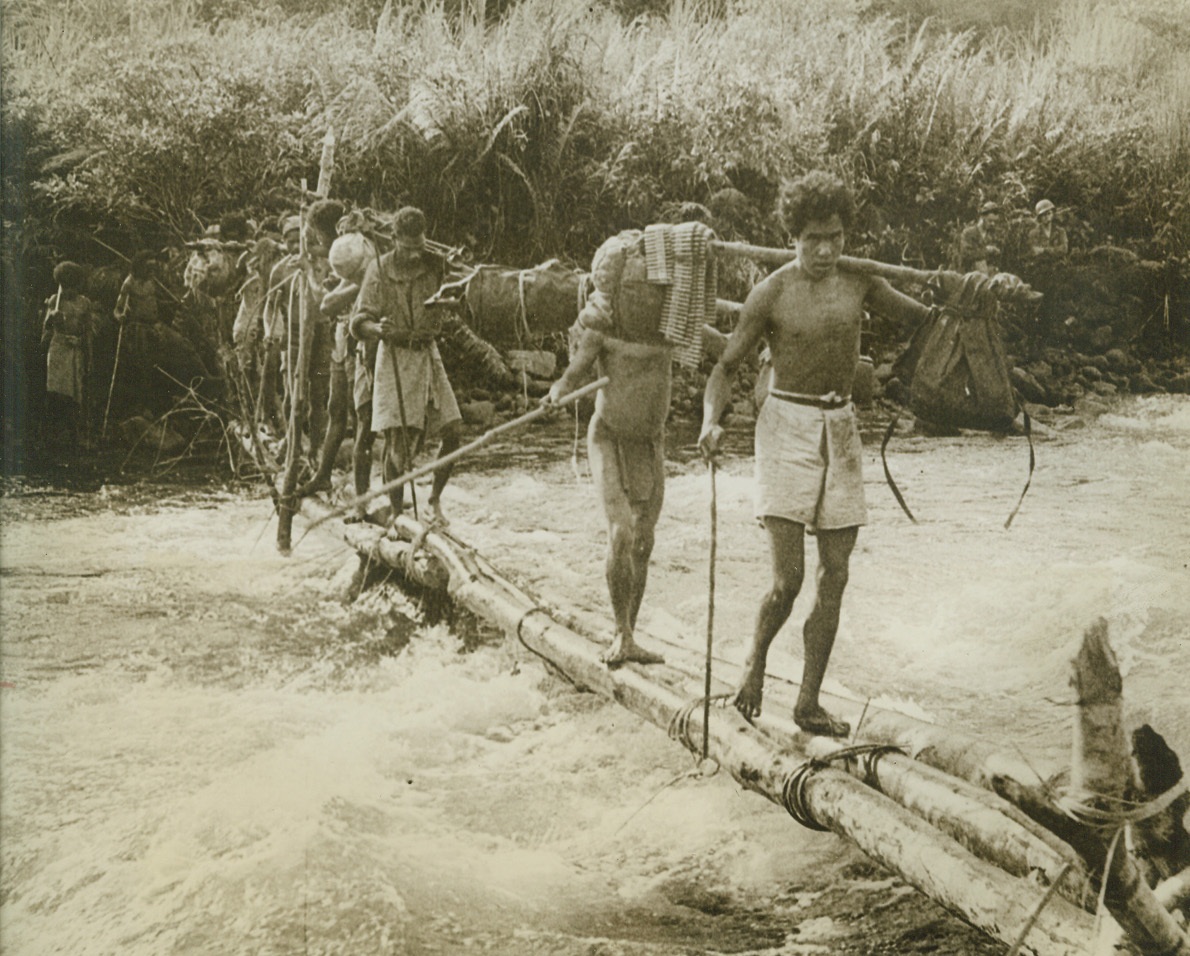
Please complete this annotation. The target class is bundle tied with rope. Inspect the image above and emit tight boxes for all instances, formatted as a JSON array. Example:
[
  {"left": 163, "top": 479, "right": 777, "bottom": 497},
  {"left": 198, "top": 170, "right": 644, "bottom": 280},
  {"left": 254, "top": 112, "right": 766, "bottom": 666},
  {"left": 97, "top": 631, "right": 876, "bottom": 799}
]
[{"left": 882, "top": 270, "right": 1037, "bottom": 528}]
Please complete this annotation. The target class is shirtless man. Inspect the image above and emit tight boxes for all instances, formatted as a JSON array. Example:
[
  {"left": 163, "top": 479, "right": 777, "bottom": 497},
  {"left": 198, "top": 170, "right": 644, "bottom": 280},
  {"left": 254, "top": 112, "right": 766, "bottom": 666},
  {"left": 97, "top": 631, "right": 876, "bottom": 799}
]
[
  {"left": 544, "top": 230, "right": 674, "bottom": 667},
  {"left": 698, "top": 171, "right": 939, "bottom": 736}
]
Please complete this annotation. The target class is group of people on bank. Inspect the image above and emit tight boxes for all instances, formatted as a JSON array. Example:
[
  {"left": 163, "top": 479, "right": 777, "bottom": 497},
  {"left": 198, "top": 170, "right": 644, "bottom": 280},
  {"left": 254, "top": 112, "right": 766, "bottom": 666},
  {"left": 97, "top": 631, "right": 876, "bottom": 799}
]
[
  {"left": 958, "top": 197, "right": 1070, "bottom": 276},
  {"left": 39, "top": 252, "right": 209, "bottom": 453}
]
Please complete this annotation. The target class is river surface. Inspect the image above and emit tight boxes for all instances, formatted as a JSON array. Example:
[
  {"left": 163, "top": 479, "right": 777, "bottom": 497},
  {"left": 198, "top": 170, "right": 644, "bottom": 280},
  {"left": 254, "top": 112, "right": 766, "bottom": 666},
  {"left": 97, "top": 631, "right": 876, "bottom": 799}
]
[{"left": 2, "top": 395, "right": 1188, "bottom": 955}]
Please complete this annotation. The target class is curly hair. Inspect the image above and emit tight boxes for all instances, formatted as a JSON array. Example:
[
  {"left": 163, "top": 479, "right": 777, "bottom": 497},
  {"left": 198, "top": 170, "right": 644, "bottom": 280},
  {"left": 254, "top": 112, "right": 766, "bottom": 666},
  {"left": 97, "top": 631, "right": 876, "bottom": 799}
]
[
  {"left": 779, "top": 171, "right": 856, "bottom": 238},
  {"left": 393, "top": 206, "right": 427, "bottom": 240}
]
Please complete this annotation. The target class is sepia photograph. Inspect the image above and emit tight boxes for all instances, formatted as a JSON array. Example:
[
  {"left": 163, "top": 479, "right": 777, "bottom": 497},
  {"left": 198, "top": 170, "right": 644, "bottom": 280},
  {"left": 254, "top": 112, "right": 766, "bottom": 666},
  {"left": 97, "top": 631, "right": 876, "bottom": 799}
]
[{"left": 2, "top": 0, "right": 1188, "bottom": 952}]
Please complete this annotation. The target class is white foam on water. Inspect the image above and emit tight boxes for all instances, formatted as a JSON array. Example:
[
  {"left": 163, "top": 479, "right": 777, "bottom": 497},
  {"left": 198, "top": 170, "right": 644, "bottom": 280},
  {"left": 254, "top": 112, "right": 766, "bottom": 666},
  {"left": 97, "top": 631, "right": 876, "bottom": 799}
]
[{"left": 5, "top": 395, "right": 1190, "bottom": 954}]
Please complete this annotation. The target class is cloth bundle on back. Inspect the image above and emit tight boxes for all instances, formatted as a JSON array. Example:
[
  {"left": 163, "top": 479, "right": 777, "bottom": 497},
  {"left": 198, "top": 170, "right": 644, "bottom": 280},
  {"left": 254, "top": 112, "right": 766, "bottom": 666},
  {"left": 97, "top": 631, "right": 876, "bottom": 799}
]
[
  {"left": 579, "top": 222, "right": 717, "bottom": 365},
  {"left": 644, "top": 221, "right": 718, "bottom": 369}
]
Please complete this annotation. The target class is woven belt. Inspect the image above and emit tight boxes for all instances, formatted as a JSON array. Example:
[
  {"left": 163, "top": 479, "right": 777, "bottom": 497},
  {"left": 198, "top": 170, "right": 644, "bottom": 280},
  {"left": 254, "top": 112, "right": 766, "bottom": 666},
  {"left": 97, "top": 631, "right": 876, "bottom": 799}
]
[{"left": 768, "top": 388, "right": 850, "bottom": 410}]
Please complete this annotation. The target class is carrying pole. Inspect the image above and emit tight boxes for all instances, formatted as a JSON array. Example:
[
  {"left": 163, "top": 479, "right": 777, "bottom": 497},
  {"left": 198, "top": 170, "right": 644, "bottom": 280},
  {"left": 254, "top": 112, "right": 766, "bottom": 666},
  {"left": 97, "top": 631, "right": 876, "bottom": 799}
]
[{"left": 708, "top": 240, "right": 1042, "bottom": 302}]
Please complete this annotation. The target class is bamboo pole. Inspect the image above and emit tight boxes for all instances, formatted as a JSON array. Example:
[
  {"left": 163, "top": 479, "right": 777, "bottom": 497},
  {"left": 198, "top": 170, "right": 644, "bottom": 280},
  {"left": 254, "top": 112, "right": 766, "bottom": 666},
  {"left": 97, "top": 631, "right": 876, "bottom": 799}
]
[
  {"left": 296, "top": 510, "right": 1097, "bottom": 954},
  {"left": 276, "top": 183, "right": 312, "bottom": 553},
  {"left": 708, "top": 240, "right": 1042, "bottom": 302}
]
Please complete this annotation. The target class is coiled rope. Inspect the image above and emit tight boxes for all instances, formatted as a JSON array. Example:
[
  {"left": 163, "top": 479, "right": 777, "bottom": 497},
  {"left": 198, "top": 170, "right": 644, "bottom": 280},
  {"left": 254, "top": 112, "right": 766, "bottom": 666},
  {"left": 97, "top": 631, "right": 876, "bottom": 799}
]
[{"left": 779, "top": 744, "right": 906, "bottom": 832}]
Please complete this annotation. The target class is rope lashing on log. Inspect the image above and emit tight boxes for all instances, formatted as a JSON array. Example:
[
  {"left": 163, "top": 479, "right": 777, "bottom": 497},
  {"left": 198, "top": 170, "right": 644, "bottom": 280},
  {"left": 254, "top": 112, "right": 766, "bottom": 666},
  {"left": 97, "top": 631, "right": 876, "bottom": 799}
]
[
  {"left": 667, "top": 694, "right": 730, "bottom": 769},
  {"left": 780, "top": 745, "right": 908, "bottom": 832},
  {"left": 514, "top": 605, "right": 582, "bottom": 687},
  {"left": 1057, "top": 773, "right": 1190, "bottom": 942},
  {"left": 1057, "top": 775, "right": 1189, "bottom": 828}
]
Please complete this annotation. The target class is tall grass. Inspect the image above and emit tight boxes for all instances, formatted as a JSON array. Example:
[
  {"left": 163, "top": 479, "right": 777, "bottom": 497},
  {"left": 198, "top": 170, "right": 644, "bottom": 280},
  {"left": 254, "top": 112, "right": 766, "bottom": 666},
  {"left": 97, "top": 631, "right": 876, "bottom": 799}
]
[{"left": 4, "top": 0, "right": 1189, "bottom": 267}]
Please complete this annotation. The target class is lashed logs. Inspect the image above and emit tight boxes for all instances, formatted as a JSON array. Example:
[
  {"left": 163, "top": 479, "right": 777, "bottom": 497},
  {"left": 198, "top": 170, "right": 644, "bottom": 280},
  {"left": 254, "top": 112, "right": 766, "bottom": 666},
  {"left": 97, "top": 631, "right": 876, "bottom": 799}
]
[
  {"left": 300, "top": 498, "right": 449, "bottom": 591},
  {"left": 300, "top": 508, "right": 1097, "bottom": 954},
  {"left": 1001, "top": 620, "right": 1190, "bottom": 956}
]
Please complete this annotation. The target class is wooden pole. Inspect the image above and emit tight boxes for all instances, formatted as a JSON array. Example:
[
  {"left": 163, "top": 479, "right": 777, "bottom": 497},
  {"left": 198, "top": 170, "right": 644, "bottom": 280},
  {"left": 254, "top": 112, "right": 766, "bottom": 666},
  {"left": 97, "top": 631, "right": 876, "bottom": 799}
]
[
  {"left": 276, "top": 182, "right": 312, "bottom": 553},
  {"left": 102, "top": 320, "right": 125, "bottom": 441},
  {"left": 708, "top": 239, "right": 1041, "bottom": 302},
  {"left": 303, "top": 375, "right": 609, "bottom": 533}
]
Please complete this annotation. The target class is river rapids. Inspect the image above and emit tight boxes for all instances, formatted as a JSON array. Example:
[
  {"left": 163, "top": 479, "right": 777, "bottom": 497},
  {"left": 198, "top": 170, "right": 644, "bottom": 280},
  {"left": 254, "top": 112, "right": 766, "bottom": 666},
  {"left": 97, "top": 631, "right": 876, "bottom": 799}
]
[{"left": 2, "top": 395, "right": 1188, "bottom": 955}]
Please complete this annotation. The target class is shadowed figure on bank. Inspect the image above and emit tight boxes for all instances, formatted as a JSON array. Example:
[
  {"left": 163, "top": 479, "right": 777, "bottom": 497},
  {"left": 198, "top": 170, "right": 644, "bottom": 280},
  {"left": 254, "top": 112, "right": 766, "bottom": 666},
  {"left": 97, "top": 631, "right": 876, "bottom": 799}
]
[{"left": 699, "top": 172, "right": 976, "bottom": 737}]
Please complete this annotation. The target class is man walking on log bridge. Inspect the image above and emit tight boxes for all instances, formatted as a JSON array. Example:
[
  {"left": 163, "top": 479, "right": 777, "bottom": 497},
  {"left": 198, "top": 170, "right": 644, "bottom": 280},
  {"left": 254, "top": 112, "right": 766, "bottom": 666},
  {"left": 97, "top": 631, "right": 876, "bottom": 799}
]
[
  {"left": 546, "top": 222, "right": 716, "bottom": 667},
  {"left": 352, "top": 206, "right": 462, "bottom": 526},
  {"left": 699, "top": 171, "right": 974, "bottom": 736}
]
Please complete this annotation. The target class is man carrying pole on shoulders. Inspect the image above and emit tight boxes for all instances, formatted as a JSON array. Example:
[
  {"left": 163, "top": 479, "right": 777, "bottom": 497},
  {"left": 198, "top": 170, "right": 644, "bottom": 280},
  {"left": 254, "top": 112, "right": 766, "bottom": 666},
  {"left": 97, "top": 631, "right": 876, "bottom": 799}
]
[
  {"left": 698, "top": 171, "right": 980, "bottom": 736},
  {"left": 544, "top": 221, "right": 716, "bottom": 667}
]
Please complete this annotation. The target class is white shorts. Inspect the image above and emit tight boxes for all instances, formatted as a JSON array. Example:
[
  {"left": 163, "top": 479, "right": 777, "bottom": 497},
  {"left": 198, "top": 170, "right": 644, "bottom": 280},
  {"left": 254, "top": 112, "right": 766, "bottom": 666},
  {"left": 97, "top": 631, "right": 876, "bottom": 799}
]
[{"left": 754, "top": 397, "right": 867, "bottom": 533}]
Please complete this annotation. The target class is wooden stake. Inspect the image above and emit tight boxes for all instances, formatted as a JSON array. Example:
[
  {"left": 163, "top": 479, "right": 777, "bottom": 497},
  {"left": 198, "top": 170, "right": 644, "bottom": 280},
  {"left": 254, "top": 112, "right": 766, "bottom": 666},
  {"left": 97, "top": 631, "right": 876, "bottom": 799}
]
[
  {"left": 277, "top": 181, "right": 312, "bottom": 553},
  {"left": 1069, "top": 620, "right": 1190, "bottom": 955},
  {"left": 1001, "top": 620, "right": 1190, "bottom": 956}
]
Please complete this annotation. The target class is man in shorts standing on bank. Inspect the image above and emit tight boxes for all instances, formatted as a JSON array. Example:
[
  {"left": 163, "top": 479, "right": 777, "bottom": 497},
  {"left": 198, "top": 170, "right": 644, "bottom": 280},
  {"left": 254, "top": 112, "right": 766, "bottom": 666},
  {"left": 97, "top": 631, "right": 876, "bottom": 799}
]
[{"left": 698, "top": 171, "right": 945, "bottom": 736}]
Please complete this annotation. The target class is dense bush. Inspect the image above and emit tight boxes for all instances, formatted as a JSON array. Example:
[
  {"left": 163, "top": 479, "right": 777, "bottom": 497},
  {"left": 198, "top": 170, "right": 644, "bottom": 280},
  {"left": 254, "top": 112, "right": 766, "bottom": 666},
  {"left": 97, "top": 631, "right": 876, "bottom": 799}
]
[
  {"left": 3, "top": 0, "right": 1188, "bottom": 456},
  {"left": 6, "top": 0, "right": 1189, "bottom": 260}
]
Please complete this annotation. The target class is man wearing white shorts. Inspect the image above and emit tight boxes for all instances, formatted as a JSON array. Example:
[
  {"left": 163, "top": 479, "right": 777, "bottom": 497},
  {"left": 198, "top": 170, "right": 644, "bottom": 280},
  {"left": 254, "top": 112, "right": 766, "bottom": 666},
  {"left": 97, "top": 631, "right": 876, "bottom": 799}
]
[{"left": 699, "top": 172, "right": 954, "bottom": 736}]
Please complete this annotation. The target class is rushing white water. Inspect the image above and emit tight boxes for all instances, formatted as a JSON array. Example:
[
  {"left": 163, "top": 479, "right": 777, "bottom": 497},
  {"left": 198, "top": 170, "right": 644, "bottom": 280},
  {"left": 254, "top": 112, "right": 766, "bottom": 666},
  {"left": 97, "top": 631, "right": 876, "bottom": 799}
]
[{"left": 2, "top": 395, "right": 1188, "bottom": 955}]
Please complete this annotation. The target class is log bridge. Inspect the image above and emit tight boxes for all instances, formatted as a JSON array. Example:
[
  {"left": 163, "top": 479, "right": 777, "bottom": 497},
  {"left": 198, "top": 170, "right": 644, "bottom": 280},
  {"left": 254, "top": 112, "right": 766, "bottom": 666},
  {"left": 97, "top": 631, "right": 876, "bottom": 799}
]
[{"left": 301, "top": 497, "right": 1190, "bottom": 956}]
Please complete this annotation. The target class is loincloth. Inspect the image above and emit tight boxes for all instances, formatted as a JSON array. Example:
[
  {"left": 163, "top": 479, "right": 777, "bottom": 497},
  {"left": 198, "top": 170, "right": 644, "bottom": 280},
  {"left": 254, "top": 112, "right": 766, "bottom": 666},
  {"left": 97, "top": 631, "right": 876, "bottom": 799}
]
[
  {"left": 754, "top": 396, "right": 866, "bottom": 533},
  {"left": 371, "top": 340, "right": 460, "bottom": 435},
  {"left": 589, "top": 413, "right": 663, "bottom": 505}
]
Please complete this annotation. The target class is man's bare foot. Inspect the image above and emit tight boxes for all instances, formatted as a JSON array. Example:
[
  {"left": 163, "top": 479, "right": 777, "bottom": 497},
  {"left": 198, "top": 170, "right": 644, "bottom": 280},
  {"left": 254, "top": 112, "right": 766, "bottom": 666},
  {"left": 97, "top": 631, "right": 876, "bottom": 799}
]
[
  {"left": 794, "top": 706, "right": 850, "bottom": 738},
  {"left": 732, "top": 667, "right": 765, "bottom": 721},
  {"left": 601, "top": 635, "right": 665, "bottom": 668},
  {"left": 426, "top": 498, "right": 450, "bottom": 529}
]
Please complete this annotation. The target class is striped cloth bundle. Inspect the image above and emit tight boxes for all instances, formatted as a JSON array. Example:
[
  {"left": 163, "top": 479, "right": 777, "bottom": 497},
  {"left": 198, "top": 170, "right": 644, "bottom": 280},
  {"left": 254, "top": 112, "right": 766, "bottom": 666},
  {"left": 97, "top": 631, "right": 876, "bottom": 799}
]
[{"left": 644, "top": 221, "right": 717, "bottom": 369}]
